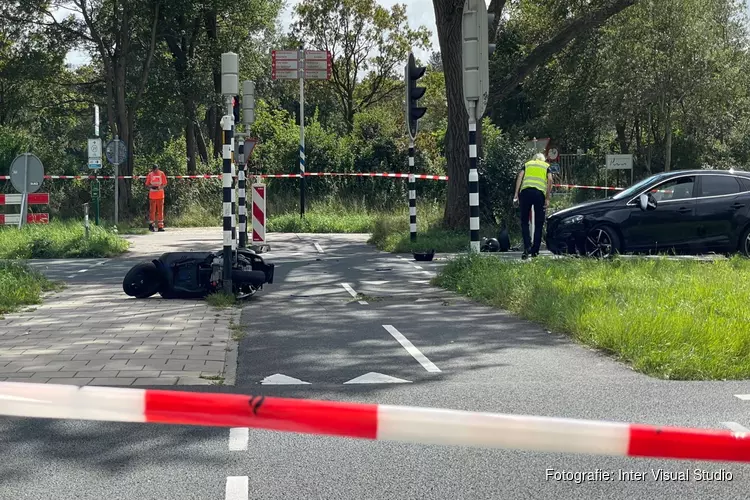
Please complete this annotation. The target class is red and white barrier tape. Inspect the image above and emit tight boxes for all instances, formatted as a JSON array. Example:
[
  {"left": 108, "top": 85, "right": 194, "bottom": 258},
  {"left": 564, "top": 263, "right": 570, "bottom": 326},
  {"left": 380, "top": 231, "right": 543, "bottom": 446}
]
[
  {"left": 0, "top": 172, "right": 448, "bottom": 181},
  {"left": 0, "top": 174, "right": 625, "bottom": 190},
  {"left": 1, "top": 381, "right": 749, "bottom": 462}
]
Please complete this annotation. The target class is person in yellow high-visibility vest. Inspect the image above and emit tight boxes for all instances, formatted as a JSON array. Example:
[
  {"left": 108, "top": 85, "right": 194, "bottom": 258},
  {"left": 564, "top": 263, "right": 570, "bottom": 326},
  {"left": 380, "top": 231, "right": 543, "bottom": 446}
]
[
  {"left": 513, "top": 153, "right": 553, "bottom": 259},
  {"left": 145, "top": 164, "right": 168, "bottom": 232}
]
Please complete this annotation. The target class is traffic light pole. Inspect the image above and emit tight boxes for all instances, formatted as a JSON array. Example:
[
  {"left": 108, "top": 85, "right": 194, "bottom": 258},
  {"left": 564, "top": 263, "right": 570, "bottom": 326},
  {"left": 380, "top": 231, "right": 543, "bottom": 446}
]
[
  {"left": 299, "top": 47, "right": 306, "bottom": 219},
  {"left": 408, "top": 139, "right": 416, "bottom": 242},
  {"left": 468, "top": 105, "right": 480, "bottom": 253},
  {"left": 238, "top": 138, "right": 247, "bottom": 248},
  {"left": 222, "top": 110, "right": 234, "bottom": 293}
]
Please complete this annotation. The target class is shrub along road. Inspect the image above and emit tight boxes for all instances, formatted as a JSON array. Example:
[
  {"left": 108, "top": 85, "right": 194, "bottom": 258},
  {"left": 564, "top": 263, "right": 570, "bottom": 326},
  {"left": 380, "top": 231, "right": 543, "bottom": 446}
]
[{"left": 0, "top": 230, "right": 749, "bottom": 500}]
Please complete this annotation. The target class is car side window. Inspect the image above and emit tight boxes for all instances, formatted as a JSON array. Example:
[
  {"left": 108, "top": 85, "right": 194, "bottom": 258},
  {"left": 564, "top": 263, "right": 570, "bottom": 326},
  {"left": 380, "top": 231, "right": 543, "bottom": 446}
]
[
  {"left": 648, "top": 176, "right": 695, "bottom": 202},
  {"left": 737, "top": 177, "right": 750, "bottom": 192},
  {"left": 699, "top": 175, "right": 740, "bottom": 197}
]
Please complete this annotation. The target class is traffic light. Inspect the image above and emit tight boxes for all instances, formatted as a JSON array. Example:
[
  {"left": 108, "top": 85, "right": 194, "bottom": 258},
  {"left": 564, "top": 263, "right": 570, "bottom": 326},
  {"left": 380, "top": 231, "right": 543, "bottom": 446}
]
[
  {"left": 232, "top": 95, "right": 240, "bottom": 123},
  {"left": 462, "top": 0, "right": 495, "bottom": 119},
  {"left": 405, "top": 52, "right": 426, "bottom": 140},
  {"left": 242, "top": 81, "right": 255, "bottom": 127}
]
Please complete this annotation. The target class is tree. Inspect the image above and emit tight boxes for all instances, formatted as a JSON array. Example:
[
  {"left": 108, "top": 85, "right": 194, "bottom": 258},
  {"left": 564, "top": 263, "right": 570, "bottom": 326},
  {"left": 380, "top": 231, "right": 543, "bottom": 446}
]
[
  {"left": 433, "top": 0, "right": 638, "bottom": 229},
  {"left": 292, "top": 0, "right": 431, "bottom": 131}
]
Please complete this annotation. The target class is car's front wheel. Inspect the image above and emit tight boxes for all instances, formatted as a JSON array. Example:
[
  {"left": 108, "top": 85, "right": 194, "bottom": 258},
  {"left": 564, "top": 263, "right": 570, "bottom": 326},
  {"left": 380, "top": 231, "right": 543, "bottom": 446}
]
[
  {"left": 584, "top": 225, "right": 620, "bottom": 258},
  {"left": 739, "top": 226, "right": 750, "bottom": 257}
]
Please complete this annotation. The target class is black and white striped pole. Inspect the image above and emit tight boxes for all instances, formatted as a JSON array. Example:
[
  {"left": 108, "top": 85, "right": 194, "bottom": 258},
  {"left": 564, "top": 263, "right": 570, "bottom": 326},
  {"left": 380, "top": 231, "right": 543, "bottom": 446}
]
[
  {"left": 408, "top": 140, "right": 416, "bottom": 242},
  {"left": 237, "top": 138, "right": 246, "bottom": 248},
  {"left": 299, "top": 46, "right": 306, "bottom": 218},
  {"left": 405, "top": 52, "right": 426, "bottom": 243},
  {"left": 468, "top": 109, "right": 480, "bottom": 252},
  {"left": 462, "top": 0, "right": 495, "bottom": 253},
  {"left": 221, "top": 52, "right": 239, "bottom": 292}
]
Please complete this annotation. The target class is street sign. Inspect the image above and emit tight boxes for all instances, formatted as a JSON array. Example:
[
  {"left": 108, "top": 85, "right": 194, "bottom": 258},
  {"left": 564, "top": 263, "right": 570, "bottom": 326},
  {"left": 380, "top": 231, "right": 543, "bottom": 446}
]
[
  {"left": 548, "top": 148, "right": 559, "bottom": 161},
  {"left": 304, "top": 70, "right": 329, "bottom": 80},
  {"left": 105, "top": 139, "right": 128, "bottom": 165},
  {"left": 549, "top": 163, "right": 560, "bottom": 173},
  {"left": 305, "top": 50, "right": 328, "bottom": 60},
  {"left": 88, "top": 159, "right": 102, "bottom": 169},
  {"left": 304, "top": 59, "right": 328, "bottom": 70},
  {"left": 10, "top": 153, "right": 44, "bottom": 194},
  {"left": 244, "top": 138, "right": 258, "bottom": 157},
  {"left": 272, "top": 69, "right": 299, "bottom": 80},
  {"left": 91, "top": 182, "right": 100, "bottom": 198},
  {"left": 88, "top": 138, "right": 102, "bottom": 159},
  {"left": 274, "top": 59, "right": 298, "bottom": 70},
  {"left": 272, "top": 50, "right": 298, "bottom": 60},
  {"left": 606, "top": 154, "right": 633, "bottom": 170}
]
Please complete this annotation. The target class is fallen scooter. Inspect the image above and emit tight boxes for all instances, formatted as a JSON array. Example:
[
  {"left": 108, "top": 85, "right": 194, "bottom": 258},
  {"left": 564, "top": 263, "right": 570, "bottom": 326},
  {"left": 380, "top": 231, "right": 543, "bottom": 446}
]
[{"left": 122, "top": 248, "right": 274, "bottom": 300}]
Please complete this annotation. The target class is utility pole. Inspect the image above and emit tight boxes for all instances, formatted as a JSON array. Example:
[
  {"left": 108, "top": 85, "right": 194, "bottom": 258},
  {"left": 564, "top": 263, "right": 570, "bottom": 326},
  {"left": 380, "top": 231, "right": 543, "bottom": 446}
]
[{"left": 462, "top": 0, "right": 495, "bottom": 253}]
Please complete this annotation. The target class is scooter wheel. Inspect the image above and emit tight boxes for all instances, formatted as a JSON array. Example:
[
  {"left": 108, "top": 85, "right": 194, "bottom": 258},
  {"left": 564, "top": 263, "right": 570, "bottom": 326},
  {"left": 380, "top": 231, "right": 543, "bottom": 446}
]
[{"left": 123, "top": 262, "right": 162, "bottom": 298}]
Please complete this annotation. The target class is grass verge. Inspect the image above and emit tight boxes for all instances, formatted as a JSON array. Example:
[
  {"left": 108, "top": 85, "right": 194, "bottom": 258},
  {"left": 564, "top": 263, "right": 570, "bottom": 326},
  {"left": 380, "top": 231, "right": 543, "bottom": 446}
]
[
  {"left": 206, "top": 291, "right": 238, "bottom": 308},
  {"left": 0, "top": 262, "right": 62, "bottom": 315},
  {"left": 434, "top": 254, "right": 750, "bottom": 380},
  {"left": 0, "top": 221, "right": 130, "bottom": 259}
]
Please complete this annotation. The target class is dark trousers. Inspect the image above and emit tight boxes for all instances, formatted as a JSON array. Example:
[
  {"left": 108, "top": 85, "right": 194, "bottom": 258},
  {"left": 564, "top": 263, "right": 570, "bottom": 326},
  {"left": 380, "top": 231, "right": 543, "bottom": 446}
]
[{"left": 519, "top": 187, "right": 546, "bottom": 254}]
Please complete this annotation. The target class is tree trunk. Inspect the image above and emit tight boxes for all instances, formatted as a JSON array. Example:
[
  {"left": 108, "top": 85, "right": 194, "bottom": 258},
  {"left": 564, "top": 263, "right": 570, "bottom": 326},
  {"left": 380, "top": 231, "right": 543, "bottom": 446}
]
[
  {"left": 204, "top": 9, "right": 222, "bottom": 158},
  {"left": 615, "top": 120, "right": 629, "bottom": 153},
  {"left": 185, "top": 97, "right": 197, "bottom": 174},
  {"left": 434, "top": 0, "right": 470, "bottom": 230},
  {"left": 195, "top": 120, "right": 209, "bottom": 164}
]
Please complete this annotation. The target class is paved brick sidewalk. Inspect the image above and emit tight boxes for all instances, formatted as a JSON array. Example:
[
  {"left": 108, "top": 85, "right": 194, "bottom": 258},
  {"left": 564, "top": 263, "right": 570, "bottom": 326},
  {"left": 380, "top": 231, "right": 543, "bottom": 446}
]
[{"left": 0, "top": 228, "right": 245, "bottom": 387}]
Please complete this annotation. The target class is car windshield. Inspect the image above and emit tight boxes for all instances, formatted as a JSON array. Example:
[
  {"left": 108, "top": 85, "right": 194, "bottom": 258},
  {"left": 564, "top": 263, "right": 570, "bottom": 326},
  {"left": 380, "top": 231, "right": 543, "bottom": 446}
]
[{"left": 611, "top": 174, "right": 663, "bottom": 200}]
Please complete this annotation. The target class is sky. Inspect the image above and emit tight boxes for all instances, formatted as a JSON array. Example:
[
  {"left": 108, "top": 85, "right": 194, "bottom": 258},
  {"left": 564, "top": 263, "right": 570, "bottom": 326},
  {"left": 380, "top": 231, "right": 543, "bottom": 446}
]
[{"left": 62, "top": 0, "right": 440, "bottom": 67}]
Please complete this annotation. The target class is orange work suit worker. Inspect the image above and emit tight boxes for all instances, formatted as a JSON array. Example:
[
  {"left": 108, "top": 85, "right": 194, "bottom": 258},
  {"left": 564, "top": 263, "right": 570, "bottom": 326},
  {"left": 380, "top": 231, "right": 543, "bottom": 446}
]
[{"left": 145, "top": 165, "right": 167, "bottom": 231}]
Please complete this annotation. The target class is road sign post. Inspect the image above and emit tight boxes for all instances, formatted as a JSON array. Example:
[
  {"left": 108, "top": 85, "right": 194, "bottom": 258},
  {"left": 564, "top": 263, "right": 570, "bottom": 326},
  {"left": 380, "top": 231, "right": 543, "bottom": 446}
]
[
  {"left": 105, "top": 137, "right": 127, "bottom": 225},
  {"left": 9, "top": 153, "right": 44, "bottom": 229},
  {"left": 405, "top": 52, "right": 427, "bottom": 243},
  {"left": 272, "top": 48, "right": 331, "bottom": 218},
  {"left": 91, "top": 181, "right": 101, "bottom": 225},
  {"left": 221, "top": 52, "right": 240, "bottom": 293}
]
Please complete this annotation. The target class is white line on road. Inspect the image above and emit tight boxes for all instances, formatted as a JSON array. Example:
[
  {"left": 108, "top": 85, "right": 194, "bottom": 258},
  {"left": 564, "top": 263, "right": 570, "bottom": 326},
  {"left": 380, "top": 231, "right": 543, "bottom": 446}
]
[
  {"left": 77, "top": 269, "right": 88, "bottom": 273},
  {"left": 410, "top": 280, "right": 430, "bottom": 284},
  {"left": 341, "top": 283, "right": 367, "bottom": 305},
  {"left": 734, "top": 394, "right": 750, "bottom": 400},
  {"left": 228, "top": 427, "right": 249, "bottom": 451},
  {"left": 66, "top": 275, "right": 76, "bottom": 279},
  {"left": 314, "top": 242, "right": 324, "bottom": 253},
  {"left": 94, "top": 260, "right": 107, "bottom": 266},
  {"left": 413, "top": 265, "right": 423, "bottom": 270},
  {"left": 225, "top": 476, "right": 249, "bottom": 500},
  {"left": 722, "top": 422, "right": 750, "bottom": 433},
  {"left": 382, "top": 325, "right": 441, "bottom": 373}
]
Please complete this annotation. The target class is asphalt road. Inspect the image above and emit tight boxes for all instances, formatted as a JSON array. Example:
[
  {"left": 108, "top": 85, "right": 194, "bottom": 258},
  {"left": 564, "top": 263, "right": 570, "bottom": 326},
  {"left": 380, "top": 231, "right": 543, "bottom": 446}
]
[{"left": 2, "top": 232, "right": 750, "bottom": 500}]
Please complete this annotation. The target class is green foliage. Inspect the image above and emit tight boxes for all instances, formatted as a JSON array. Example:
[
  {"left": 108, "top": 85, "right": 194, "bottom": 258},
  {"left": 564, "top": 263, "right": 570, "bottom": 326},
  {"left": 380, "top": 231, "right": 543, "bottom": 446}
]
[
  {"left": 0, "top": 261, "right": 60, "bottom": 315},
  {"left": 0, "top": 221, "right": 130, "bottom": 259},
  {"left": 436, "top": 254, "right": 750, "bottom": 380}
]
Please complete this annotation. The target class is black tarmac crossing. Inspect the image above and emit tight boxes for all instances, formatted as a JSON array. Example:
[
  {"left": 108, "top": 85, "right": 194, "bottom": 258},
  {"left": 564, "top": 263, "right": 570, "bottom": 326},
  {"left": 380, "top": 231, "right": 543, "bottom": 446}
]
[{"left": 1, "top": 231, "right": 750, "bottom": 500}]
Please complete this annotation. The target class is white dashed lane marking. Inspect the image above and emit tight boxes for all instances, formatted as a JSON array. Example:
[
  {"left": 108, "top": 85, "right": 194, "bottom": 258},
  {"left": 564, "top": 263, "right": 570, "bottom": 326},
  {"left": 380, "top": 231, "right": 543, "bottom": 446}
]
[{"left": 341, "top": 283, "right": 367, "bottom": 305}]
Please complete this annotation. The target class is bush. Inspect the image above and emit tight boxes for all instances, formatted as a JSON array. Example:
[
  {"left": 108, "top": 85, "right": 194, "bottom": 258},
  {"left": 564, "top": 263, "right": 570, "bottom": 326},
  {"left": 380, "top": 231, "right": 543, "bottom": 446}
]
[
  {"left": 0, "top": 221, "right": 130, "bottom": 258},
  {"left": 0, "top": 261, "right": 60, "bottom": 314}
]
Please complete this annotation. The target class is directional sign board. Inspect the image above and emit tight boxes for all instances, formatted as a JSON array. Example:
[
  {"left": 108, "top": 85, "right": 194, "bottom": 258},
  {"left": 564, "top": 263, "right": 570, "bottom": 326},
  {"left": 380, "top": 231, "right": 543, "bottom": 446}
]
[
  {"left": 272, "top": 50, "right": 299, "bottom": 80},
  {"left": 88, "top": 138, "right": 102, "bottom": 169},
  {"left": 10, "top": 153, "right": 44, "bottom": 194},
  {"left": 271, "top": 49, "right": 331, "bottom": 80},
  {"left": 105, "top": 139, "right": 128, "bottom": 165},
  {"left": 606, "top": 154, "right": 633, "bottom": 170}
]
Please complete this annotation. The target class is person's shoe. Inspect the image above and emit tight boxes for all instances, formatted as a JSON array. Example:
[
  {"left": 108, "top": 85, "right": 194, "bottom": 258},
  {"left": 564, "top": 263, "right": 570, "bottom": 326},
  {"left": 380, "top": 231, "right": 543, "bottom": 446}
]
[
  {"left": 521, "top": 252, "right": 529, "bottom": 260},
  {"left": 149, "top": 223, "right": 155, "bottom": 232},
  {"left": 158, "top": 227, "right": 165, "bottom": 232}
]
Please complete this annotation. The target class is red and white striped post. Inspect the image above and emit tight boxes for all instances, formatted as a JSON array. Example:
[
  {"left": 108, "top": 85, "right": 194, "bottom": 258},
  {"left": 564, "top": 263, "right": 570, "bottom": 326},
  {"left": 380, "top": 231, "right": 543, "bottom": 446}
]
[{"left": 251, "top": 180, "right": 266, "bottom": 248}]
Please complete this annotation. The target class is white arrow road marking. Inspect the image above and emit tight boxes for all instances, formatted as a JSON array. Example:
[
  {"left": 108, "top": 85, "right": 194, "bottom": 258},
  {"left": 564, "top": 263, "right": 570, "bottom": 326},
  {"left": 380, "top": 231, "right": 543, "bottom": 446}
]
[
  {"left": 228, "top": 427, "right": 249, "bottom": 451},
  {"left": 722, "top": 422, "right": 750, "bottom": 433},
  {"left": 225, "top": 476, "right": 248, "bottom": 500},
  {"left": 313, "top": 242, "right": 324, "bottom": 253},
  {"left": 260, "top": 374, "right": 312, "bottom": 385},
  {"left": 344, "top": 372, "right": 411, "bottom": 384},
  {"left": 382, "top": 325, "right": 441, "bottom": 373},
  {"left": 341, "top": 283, "right": 367, "bottom": 305},
  {"left": 734, "top": 395, "right": 750, "bottom": 400}
]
